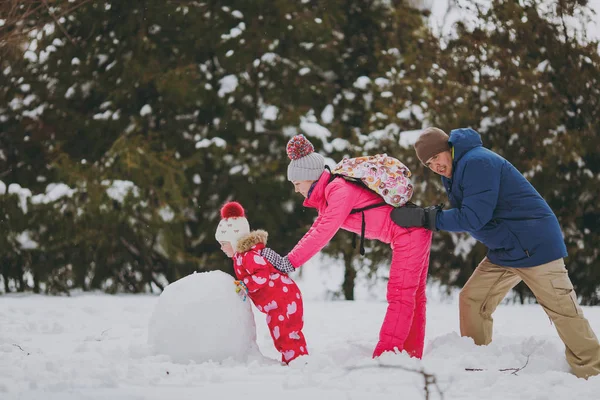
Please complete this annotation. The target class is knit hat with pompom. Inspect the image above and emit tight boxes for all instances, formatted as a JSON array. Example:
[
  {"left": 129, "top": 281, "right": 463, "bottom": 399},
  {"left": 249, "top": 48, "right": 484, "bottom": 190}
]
[
  {"left": 286, "top": 134, "right": 325, "bottom": 182},
  {"left": 215, "top": 201, "right": 250, "bottom": 249}
]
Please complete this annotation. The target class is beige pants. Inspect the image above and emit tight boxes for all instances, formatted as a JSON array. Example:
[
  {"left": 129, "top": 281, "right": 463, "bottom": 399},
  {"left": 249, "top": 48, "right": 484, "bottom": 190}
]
[{"left": 459, "top": 257, "right": 600, "bottom": 378}]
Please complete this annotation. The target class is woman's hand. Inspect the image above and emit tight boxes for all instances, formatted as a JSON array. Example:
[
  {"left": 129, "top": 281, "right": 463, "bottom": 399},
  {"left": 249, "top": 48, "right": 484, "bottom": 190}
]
[{"left": 261, "top": 247, "right": 295, "bottom": 274}]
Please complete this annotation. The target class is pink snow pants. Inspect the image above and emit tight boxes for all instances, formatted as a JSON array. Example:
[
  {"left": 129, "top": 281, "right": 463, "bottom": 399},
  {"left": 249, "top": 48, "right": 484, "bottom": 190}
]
[
  {"left": 253, "top": 286, "right": 308, "bottom": 364},
  {"left": 372, "top": 226, "right": 432, "bottom": 359}
]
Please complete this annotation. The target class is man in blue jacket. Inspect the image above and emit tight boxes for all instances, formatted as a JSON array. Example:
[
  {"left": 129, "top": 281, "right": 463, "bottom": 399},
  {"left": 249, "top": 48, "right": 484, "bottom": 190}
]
[{"left": 392, "top": 127, "right": 600, "bottom": 378}]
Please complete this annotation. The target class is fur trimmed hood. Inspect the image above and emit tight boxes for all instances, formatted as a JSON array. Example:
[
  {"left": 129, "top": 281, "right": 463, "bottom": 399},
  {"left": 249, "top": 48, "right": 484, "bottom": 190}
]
[{"left": 235, "top": 230, "right": 268, "bottom": 253}]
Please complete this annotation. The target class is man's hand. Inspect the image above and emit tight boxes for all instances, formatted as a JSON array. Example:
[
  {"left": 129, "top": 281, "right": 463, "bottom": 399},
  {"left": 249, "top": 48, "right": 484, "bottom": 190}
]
[
  {"left": 390, "top": 203, "right": 443, "bottom": 231},
  {"left": 261, "top": 247, "right": 295, "bottom": 274}
]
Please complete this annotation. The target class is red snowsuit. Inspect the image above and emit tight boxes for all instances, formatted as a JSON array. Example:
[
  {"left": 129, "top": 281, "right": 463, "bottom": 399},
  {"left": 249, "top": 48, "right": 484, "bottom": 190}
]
[
  {"left": 234, "top": 230, "right": 308, "bottom": 364},
  {"left": 287, "top": 171, "right": 432, "bottom": 358}
]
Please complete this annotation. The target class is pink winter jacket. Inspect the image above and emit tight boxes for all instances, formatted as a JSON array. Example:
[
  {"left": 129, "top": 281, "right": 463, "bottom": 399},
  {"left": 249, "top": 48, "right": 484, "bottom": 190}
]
[{"left": 287, "top": 170, "right": 402, "bottom": 268}]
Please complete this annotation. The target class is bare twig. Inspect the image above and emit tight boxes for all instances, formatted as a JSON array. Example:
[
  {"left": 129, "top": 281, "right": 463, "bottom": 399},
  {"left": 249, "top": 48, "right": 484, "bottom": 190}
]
[
  {"left": 347, "top": 363, "right": 444, "bottom": 400},
  {"left": 95, "top": 328, "right": 112, "bottom": 341},
  {"left": 41, "top": 0, "right": 77, "bottom": 47},
  {"left": 0, "top": 0, "right": 94, "bottom": 55},
  {"left": 12, "top": 343, "right": 30, "bottom": 355},
  {"left": 465, "top": 355, "right": 530, "bottom": 376},
  {"left": 0, "top": 168, "right": 14, "bottom": 178}
]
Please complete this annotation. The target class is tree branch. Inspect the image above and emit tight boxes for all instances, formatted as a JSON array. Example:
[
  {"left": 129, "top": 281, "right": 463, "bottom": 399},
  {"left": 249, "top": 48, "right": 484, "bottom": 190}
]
[
  {"left": 465, "top": 355, "right": 530, "bottom": 376},
  {"left": 12, "top": 343, "right": 30, "bottom": 355},
  {"left": 347, "top": 363, "right": 444, "bottom": 400},
  {"left": 41, "top": 0, "right": 77, "bottom": 47}
]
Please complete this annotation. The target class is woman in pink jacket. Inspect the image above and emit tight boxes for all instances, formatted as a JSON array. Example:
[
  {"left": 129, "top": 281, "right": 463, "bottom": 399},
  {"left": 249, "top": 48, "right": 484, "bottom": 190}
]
[{"left": 262, "top": 134, "right": 433, "bottom": 358}]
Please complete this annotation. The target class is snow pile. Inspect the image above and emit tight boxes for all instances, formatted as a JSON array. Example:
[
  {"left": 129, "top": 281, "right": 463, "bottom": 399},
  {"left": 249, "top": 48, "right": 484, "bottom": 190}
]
[
  {"left": 30, "top": 183, "right": 76, "bottom": 205},
  {"left": 299, "top": 119, "right": 332, "bottom": 141},
  {"left": 0, "top": 181, "right": 77, "bottom": 213},
  {"left": 1, "top": 289, "right": 600, "bottom": 398},
  {"left": 102, "top": 179, "right": 139, "bottom": 203},
  {"left": 147, "top": 270, "right": 261, "bottom": 363}
]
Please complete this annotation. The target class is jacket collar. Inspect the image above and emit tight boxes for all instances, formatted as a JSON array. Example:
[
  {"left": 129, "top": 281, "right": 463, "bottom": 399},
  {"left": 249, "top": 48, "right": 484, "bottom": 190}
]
[
  {"left": 303, "top": 170, "right": 329, "bottom": 209},
  {"left": 235, "top": 230, "right": 268, "bottom": 253},
  {"left": 448, "top": 128, "right": 483, "bottom": 164}
]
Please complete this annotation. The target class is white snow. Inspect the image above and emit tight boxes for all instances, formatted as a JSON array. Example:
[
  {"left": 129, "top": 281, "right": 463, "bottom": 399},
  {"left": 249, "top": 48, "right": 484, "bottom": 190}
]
[
  {"left": 15, "top": 231, "right": 39, "bottom": 250},
  {"left": 298, "top": 67, "right": 311, "bottom": 76},
  {"left": 327, "top": 138, "right": 350, "bottom": 152},
  {"left": 22, "top": 95, "right": 37, "bottom": 107},
  {"left": 7, "top": 183, "right": 32, "bottom": 213},
  {"left": 96, "top": 54, "right": 108, "bottom": 66},
  {"left": 374, "top": 77, "right": 390, "bottom": 87},
  {"left": 260, "top": 53, "right": 278, "bottom": 65},
  {"left": 148, "top": 25, "right": 161, "bottom": 35},
  {"left": 30, "top": 183, "right": 76, "bottom": 205},
  {"left": 102, "top": 180, "right": 140, "bottom": 203},
  {"left": 65, "top": 85, "right": 76, "bottom": 99},
  {"left": 430, "top": 0, "right": 600, "bottom": 48},
  {"left": 1, "top": 181, "right": 77, "bottom": 212},
  {"left": 353, "top": 76, "right": 371, "bottom": 90},
  {"left": 399, "top": 129, "right": 424, "bottom": 149},
  {"left": 140, "top": 104, "right": 152, "bottom": 117},
  {"left": 24, "top": 50, "right": 37, "bottom": 62},
  {"left": 451, "top": 233, "right": 479, "bottom": 260},
  {"left": 2, "top": 258, "right": 600, "bottom": 399},
  {"left": 147, "top": 271, "right": 262, "bottom": 364},
  {"left": 262, "top": 105, "right": 278, "bottom": 121},
  {"left": 93, "top": 110, "right": 112, "bottom": 120},
  {"left": 300, "top": 119, "right": 331, "bottom": 141},
  {"left": 195, "top": 137, "right": 227, "bottom": 149},
  {"left": 221, "top": 22, "right": 246, "bottom": 40},
  {"left": 217, "top": 75, "right": 238, "bottom": 98},
  {"left": 22, "top": 104, "right": 45, "bottom": 119},
  {"left": 321, "top": 104, "right": 334, "bottom": 124},
  {"left": 157, "top": 205, "right": 175, "bottom": 222}
]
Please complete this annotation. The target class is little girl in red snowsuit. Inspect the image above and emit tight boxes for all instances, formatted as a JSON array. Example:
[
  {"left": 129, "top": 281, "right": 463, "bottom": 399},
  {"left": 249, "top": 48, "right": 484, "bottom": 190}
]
[{"left": 215, "top": 201, "right": 308, "bottom": 364}]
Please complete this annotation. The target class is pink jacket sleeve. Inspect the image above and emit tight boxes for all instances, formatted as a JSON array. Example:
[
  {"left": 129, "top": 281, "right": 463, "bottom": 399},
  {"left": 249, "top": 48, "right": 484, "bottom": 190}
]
[{"left": 287, "top": 182, "right": 355, "bottom": 267}]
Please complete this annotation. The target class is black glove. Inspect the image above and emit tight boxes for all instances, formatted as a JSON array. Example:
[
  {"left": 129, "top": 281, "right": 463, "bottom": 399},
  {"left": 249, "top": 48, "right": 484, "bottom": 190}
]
[
  {"left": 390, "top": 203, "right": 443, "bottom": 231},
  {"left": 260, "top": 247, "right": 295, "bottom": 274}
]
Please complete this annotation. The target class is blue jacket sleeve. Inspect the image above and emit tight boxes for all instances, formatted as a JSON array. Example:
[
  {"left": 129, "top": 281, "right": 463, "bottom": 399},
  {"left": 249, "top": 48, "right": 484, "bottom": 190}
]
[{"left": 437, "top": 157, "right": 501, "bottom": 232}]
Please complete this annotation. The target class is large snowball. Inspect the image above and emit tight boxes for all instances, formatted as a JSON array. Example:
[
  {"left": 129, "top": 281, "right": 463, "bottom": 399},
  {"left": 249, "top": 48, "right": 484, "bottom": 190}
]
[{"left": 148, "top": 270, "right": 261, "bottom": 363}]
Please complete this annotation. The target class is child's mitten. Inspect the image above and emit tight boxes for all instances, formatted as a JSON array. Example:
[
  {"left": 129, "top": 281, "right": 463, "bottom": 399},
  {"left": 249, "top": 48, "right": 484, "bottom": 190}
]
[{"left": 234, "top": 280, "right": 248, "bottom": 301}]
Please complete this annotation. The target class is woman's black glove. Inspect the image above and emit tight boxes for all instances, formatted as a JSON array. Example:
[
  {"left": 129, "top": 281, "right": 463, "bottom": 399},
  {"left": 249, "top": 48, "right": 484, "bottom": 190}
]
[
  {"left": 390, "top": 203, "right": 444, "bottom": 231},
  {"left": 260, "top": 247, "right": 295, "bottom": 274}
]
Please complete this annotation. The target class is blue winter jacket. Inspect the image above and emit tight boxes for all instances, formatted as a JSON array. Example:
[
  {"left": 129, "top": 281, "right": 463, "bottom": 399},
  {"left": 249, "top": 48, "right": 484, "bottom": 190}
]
[{"left": 436, "top": 128, "right": 567, "bottom": 268}]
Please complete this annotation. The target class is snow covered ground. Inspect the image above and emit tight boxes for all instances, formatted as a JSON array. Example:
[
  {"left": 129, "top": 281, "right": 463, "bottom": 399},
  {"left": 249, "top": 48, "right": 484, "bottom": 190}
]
[{"left": 2, "top": 259, "right": 600, "bottom": 400}]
